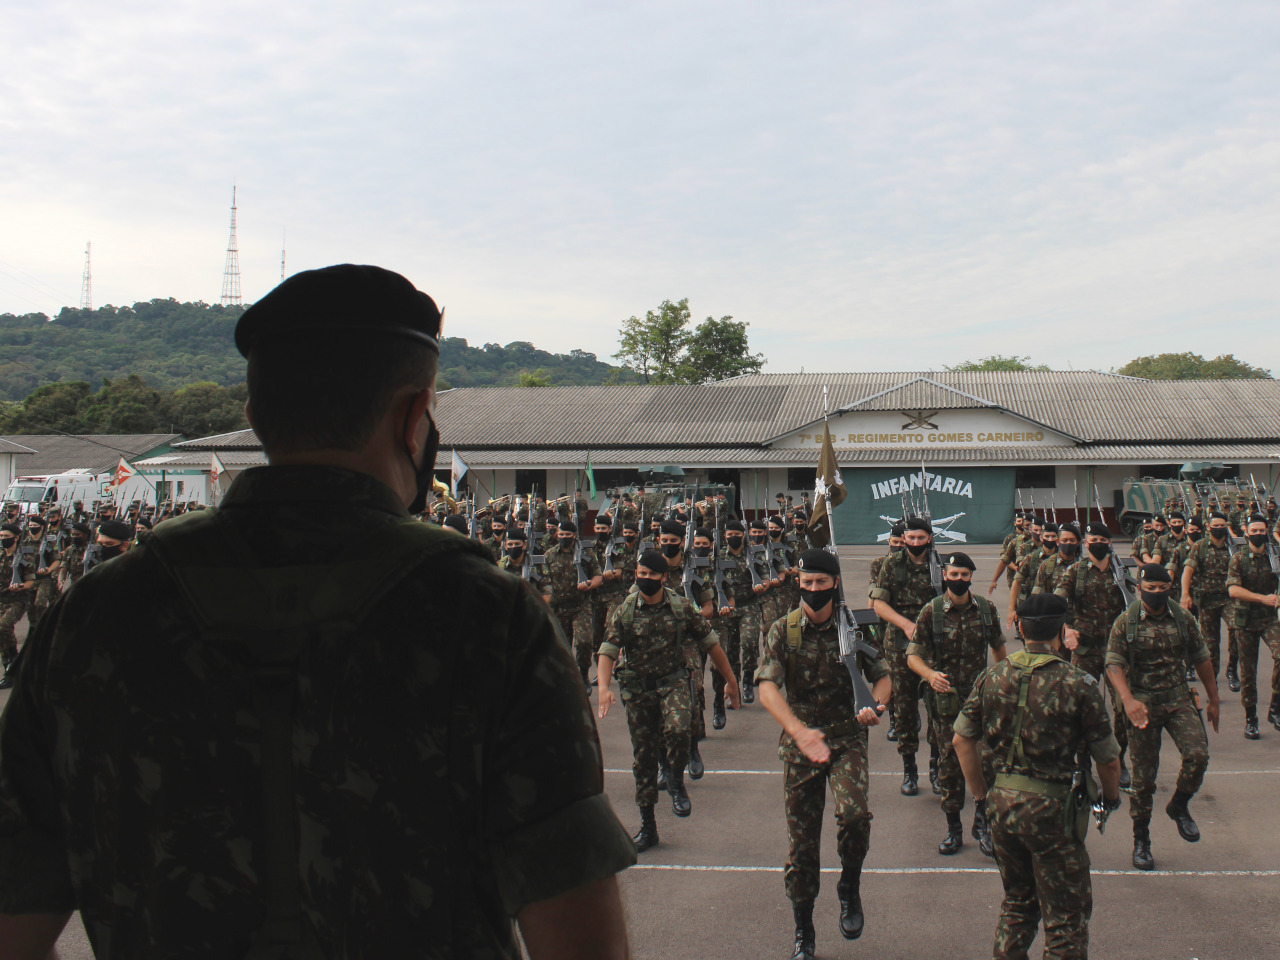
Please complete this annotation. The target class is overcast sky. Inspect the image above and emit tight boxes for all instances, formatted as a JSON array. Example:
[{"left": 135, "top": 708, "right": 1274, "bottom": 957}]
[{"left": 2, "top": 1, "right": 1277, "bottom": 374}]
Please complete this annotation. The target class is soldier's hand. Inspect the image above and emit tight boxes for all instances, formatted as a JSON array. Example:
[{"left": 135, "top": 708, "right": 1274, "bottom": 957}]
[
  {"left": 929, "top": 672, "right": 951, "bottom": 693},
  {"left": 6, "top": 584, "right": 21, "bottom": 592},
  {"left": 901, "top": 622, "right": 917, "bottom": 642},
  {"left": 577, "top": 581, "right": 592, "bottom": 592},
  {"left": 753, "top": 584, "right": 766, "bottom": 595},
  {"left": 987, "top": 581, "right": 998, "bottom": 597},
  {"left": 1264, "top": 594, "right": 1279, "bottom": 608},
  {"left": 856, "top": 704, "right": 884, "bottom": 726},
  {"left": 793, "top": 726, "right": 829, "bottom": 764},
  {"left": 718, "top": 606, "right": 732, "bottom": 617},
  {"left": 37, "top": 568, "right": 47, "bottom": 576},
  {"left": 1006, "top": 613, "right": 1018, "bottom": 630},
  {"left": 1063, "top": 627, "right": 1080, "bottom": 651},
  {"left": 1125, "top": 697, "right": 1150, "bottom": 730},
  {"left": 1180, "top": 595, "right": 1193, "bottom": 611},
  {"left": 1206, "top": 699, "right": 1220, "bottom": 732},
  {"left": 597, "top": 687, "right": 616, "bottom": 719},
  {"left": 726, "top": 680, "right": 741, "bottom": 710}
]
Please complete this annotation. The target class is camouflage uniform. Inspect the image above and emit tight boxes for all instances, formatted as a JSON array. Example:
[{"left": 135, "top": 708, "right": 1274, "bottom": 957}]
[
  {"left": 999, "top": 530, "right": 1023, "bottom": 585},
  {"left": 1184, "top": 536, "right": 1234, "bottom": 675},
  {"left": 870, "top": 550, "right": 937, "bottom": 760},
  {"left": 544, "top": 539, "right": 603, "bottom": 681},
  {"left": 1106, "top": 603, "right": 1211, "bottom": 822},
  {"left": 25, "top": 530, "right": 58, "bottom": 630},
  {"left": 61, "top": 536, "right": 89, "bottom": 588},
  {"left": 954, "top": 643, "right": 1120, "bottom": 960},
  {"left": 1012, "top": 546, "right": 1055, "bottom": 606},
  {"left": 0, "top": 547, "right": 35, "bottom": 673},
  {"left": 1163, "top": 535, "right": 1196, "bottom": 604},
  {"left": 591, "top": 536, "right": 636, "bottom": 653},
  {"left": 907, "top": 595, "right": 1005, "bottom": 816},
  {"left": 497, "top": 553, "right": 551, "bottom": 601},
  {"left": 755, "top": 611, "right": 890, "bottom": 903},
  {"left": 1225, "top": 548, "right": 1280, "bottom": 717},
  {"left": 715, "top": 544, "right": 769, "bottom": 699},
  {"left": 0, "top": 465, "right": 635, "bottom": 957},
  {"left": 1032, "top": 552, "right": 1073, "bottom": 596},
  {"left": 1055, "top": 558, "right": 1130, "bottom": 754},
  {"left": 600, "top": 589, "right": 716, "bottom": 804}
]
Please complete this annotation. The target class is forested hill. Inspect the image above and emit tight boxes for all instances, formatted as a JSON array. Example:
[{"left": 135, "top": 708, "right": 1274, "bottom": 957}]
[{"left": 0, "top": 299, "right": 633, "bottom": 400}]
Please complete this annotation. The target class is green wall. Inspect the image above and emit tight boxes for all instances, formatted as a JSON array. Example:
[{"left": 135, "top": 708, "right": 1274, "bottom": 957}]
[{"left": 832, "top": 466, "right": 1016, "bottom": 545}]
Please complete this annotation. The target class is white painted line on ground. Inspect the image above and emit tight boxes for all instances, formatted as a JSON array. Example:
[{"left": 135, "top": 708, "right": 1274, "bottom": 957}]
[
  {"left": 605, "top": 768, "right": 1280, "bottom": 777},
  {"left": 628, "top": 864, "right": 1280, "bottom": 878}
]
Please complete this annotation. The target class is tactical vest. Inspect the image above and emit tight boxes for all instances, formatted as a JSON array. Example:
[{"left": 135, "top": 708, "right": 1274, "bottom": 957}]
[
  {"left": 923, "top": 594, "right": 997, "bottom": 718},
  {"left": 613, "top": 588, "right": 688, "bottom": 698},
  {"left": 149, "top": 508, "right": 492, "bottom": 960},
  {"left": 1230, "top": 550, "right": 1279, "bottom": 629}
]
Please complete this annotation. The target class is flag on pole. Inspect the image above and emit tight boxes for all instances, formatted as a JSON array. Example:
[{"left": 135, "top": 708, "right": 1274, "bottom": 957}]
[
  {"left": 209, "top": 453, "right": 226, "bottom": 500},
  {"left": 585, "top": 451, "right": 597, "bottom": 500},
  {"left": 450, "top": 450, "right": 469, "bottom": 497},
  {"left": 807, "top": 423, "right": 846, "bottom": 549},
  {"left": 110, "top": 457, "right": 136, "bottom": 489}
]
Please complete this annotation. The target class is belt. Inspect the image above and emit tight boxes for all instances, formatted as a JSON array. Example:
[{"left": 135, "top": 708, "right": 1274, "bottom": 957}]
[
  {"left": 818, "top": 719, "right": 863, "bottom": 739},
  {"left": 993, "top": 772, "right": 1071, "bottom": 799},
  {"left": 633, "top": 667, "right": 686, "bottom": 693},
  {"left": 1132, "top": 682, "right": 1190, "bottom": 706}
]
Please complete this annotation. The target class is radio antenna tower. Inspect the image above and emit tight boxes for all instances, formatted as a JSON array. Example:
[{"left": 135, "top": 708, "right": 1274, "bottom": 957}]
[
  {"left": 280, "top": 229, "right": 286, "bottom": 282},
  {"left": 79, "top": 242, "right": 92, "bottom": 310},
  {"left": 219, "top": 185, "right": 242, "bottom": 306}
]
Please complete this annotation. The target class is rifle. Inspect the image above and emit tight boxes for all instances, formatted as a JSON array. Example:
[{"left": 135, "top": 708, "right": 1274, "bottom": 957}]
[
  {"left": 9, "top": 540, "right": 36, "bottom": 589},
  {"left": 1048, "top": 492, "right": 1057, "bottom": 525},
  {"left": 603, "top": 496, "right": 625, "bottom": 574},
  {"left": 681, "top": 515, "right": 711, "bottom": 603},
  {"left": 918, "top": 459, "right": 945, "bottom": 598},
  {"left": 711, "top": 503, "right": 737, "bottom": 611},
  {"left": 1094, "top": 484, "right": 1137, "bottom": 605},
  {"left": 521, "top": 491, "right": 547, "bottom": 583}
]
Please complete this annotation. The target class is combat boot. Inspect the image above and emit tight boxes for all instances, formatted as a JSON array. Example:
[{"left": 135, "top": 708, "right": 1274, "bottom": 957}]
[
  {"left": 631, "top": 805, "right": 659, "bottom": 852},
  {"left": 1166, "top": 791, "right": 1200, "bottom": 842},
  {"left": 972, "top": 806, "right": 994, "bottom": 858},
  {"left": 712, "top": 691, "right": 727, "bottom": 730},
  {"left": 656, "top": 760, "right": 670, "bottom": 793},
  {"left": 929, "top": 746, "right": 941, "bottom": 796},
  {"left": 741, "top": 679, "right": 755, "bottom": 704},
  {"left": 668, "top": 766, "right": 691, "bottom": 817},
  {"left": 1268, "top": 693, "right": 1280, "bottom": 728},
  {"left": 1118, "top": 751, "right": 1132, "bottom": 792},
  {"left": 688, "top": 737, "right": 705, "bottom": 779},
  {"left": 836, "top": 864, "right": 864, "bottom": 940},
  {"left": 900, "top": 755, "right": 919, "bottom": 796},
  {"left": 1227, "top": 657, "right": 1241, "bottom": 692},
  {"left": 938, "top": 811, "right": 963, "bottom": 855},
  {"left": 886, "top": 717, "right": 898, "bottom": 742},
  {"left": 790, "top": 900, "right": 815, "bottom": 960},
  {"left": 1244, "top": 714, "right": 1260, "bottom": 740},
  {"left": 1132, "top": 819, "right": 1154, "bottom": 871}
]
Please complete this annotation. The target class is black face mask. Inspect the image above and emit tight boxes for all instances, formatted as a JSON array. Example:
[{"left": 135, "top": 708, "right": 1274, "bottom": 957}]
[
  {"left": 694, "top": 546, "right": 711, "bottom": 558},
  {"left": 661, "top": 543, "right": 681, "bottom": 558},
  {"left": 1059, "top": 542, "right": 1079, "bottom": 558},
  {"left": 72, "top": 536, "right": 88, "bottom": 546},
  {"left": 750, "top": 534, "right": 765, "bottom": 543},
  {"left": 1087, "top": 542, "right": 1110, "bottom": 561},
  {"left": 1209, "top": 527, "right": 1228, "bottom": 541},
  {"left": 1248, "top": 533, "right": 1268, "bottom": 547},
  {"left": 905, "top": 542, "right": 928, "bottom": 558},
  {"left": 635, "top": 576, "right": 664, "bottom": 597},
  {"left": 1170, "top": 526, "right": 1184, "bottom": 537},
  {"left": 558, "top": 537, "right": 575, "bottom": 548},
  {"left": 890, "top": 545, "right": 905, "bottom": 554},
  {"left": 100, "top": 544, "right": 123, "bottom": 560},
  {"left": 405, "top": 408, "right": 441, "bottom": 515},
  {"left": 1041, "top": 540, "right": 1057, "bottom": 552},
  {"left": 769, "top": 530, "right": 783, "bottom": 540},
  {"left": 504, "top": 545, "right": 523, "bottom": 559},
  {"left": 726, "top": 535, "right": 743, "bottom": 549},
  {"left": 1141, "top": 588, "right": 1170, "bottom": 609},
  {"left": 945, "top": 578, "right": 970, "bottom": 598},
  {"left": 1188, "top": 530, "right": 1202, "bottom": 541},
  {"left": 622, "top": 535, "right": 637, "bottom": 543},
  {"left": 596, "top": 531, "right": 611, "bottom": 542},
  {"left": 799, "top": 586, "right": 837, "bottom": 612},
  {"left": 0, "top": 538, "right": 14, "bottom": 549}
]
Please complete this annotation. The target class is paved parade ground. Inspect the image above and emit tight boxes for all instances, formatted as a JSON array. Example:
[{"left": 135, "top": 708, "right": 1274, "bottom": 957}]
[{"left": 10, "top": 546, "right": 1280, "bottom": 959}]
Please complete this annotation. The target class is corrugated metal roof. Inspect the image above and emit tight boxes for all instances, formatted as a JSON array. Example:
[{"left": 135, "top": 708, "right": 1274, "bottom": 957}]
[
  {"left": 174, "top": 428, "right": 260, "bottom": 450},
  {"left": 0, "top": 438, "right": 37, "bottom": 455},
  {"left": 1, "top": 434, "right": 182, "bottom": 476},
  {"left": 135, "top": 451, "right": 266, "bottom": 468}
]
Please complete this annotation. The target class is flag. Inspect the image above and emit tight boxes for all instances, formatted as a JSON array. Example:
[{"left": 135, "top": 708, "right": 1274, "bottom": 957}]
[
  {"left": 209, "top": 453, "right": 226, "bottom": 499},
  {"left": 585, "top": 451, "right": 597, "bottom": 500},
  {"left": 807, "top": 422, "right": 847, "bottom": 549},
  {"left": 450, "top": 449, "right": 469, "bottom": 497},
  {"left": 110, "top": 457, "right": 136, "bottom": 489}
]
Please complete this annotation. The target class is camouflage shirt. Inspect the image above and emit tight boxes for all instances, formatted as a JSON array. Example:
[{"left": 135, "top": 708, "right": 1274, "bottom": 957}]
[
  {"left": 543, "top": 539, "right": 602, "bottom": 609},
  {"left": 0, "top": 466, "right": 635, "bottom": 958},
  {"left": 60, "top": 538, "right": 88, "bottom": 584},
  {"left": 599, "top": 590, "right": 715, "bottom": 681},
  {"left": 954, "top": 643, "right": 1120, "bottom": 786},
  {"left": 497, "top": 553, "right": 551, "bottom": 596},
  {"left": 593, "top": 537, "right": 635, "bottom": 597},
  {"left": 1105, "top": 603, "right": 1210, "bottom": 694},
  {"left": 906, "top": 596, "right": 1005, "bottom": 697},
  {"left": 1054, "top": 558, "right": 1128, "bottom": 644},
  {"left": 1164, "top": 536, "right": 1196, "bottom": 587},
  {"left": 869, "top": 549, "right": 937, "bottom": 630},
  {"left": 756, "top": 612, "right": 889, "bottom": 764},
  {"left": 868, "top": 549, "right": 893, "bottom": 588},
  {"left": 1000, "top": 532, "right": 1028, "bottom": 568},
  {"left": 1184, "top": 537, "right": 1233, "bottom": 598},
  {"left": 1152, "top": 532, "right": 1185, "bottom": 565},
  {"left": 720, "top": 545, "right": 768, "bottom": 605},
  {"left": 1032, "top": 551, "right": 1074, "bottom": 595},
  {"left": 1013, "top": 546, "right": 1056, "bottom": 602},
  {"left": 0, "top": 546, "right": 35, "bottom": 599},
  {"left": 1225, "top": 549, "right": 1280, "bottom": 629}
]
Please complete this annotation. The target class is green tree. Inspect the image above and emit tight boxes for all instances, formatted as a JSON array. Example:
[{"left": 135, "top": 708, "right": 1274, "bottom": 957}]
[
  {"left": 1116, "top": 352, "right": 1272, "bottom": 380},
  {"left": 161, "top": 382, "right": 249, "bottom": 436},
  {"left": 77, "top": 375, "right": 166, "bottom": 433},
  {"left": 680, "top": 315, "right": 764, "bottom": 383},
  {"left": 12, "top": 381, "right": 94, "bottom": 432},
  {"left": 944, "top": 355, "right": 1050, "bottom": 372},
  {"left": 514, "top": 369, "right": 552, "bottom": 387}
]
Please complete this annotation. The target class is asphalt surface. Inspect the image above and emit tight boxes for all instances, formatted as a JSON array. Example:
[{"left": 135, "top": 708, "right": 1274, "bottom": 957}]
[{"left": 5, "top": 545, "right": 1279, "bottom": 959}]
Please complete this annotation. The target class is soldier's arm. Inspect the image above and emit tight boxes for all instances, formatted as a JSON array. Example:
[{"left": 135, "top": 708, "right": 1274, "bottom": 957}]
[
  {"left": 0, "top": 913, "right": 71, "bottom": 960},
  {"left": 518, "top": 875, "right": 628, "bottom": 960},
  {"left": 1104, "top": 615, "right": 1147, "bottom": 729},
  {"left": 870, "top": 566, "right": 914, "bottom": 634},
  {"left": 1078, "top": 679, "right": 1122, "bottom": 804},
  {"left": 951, "top": 677, "right": 988, "bottom": 800}
]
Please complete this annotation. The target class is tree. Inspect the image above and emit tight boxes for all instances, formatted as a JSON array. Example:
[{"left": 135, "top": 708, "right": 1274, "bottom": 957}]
[
  {"left": 944, "top": 355, "right": 1050, "bottom": 372},
  {"left": 161, "top": 382, "right": 249, "bottom": 436},
  {"left": 1116, "top": 352, "right": 1272, "bottom": 380},
  {"left": 680, "top": 315, "right": 765, "bottom": 383},
  {"left": 515, "top": 369, "right": 552, "bottom": 387}
]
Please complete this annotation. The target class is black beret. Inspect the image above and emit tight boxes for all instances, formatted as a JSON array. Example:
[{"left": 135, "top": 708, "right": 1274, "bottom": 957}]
[
  {"left": 749, "top": 519, "right": 767, "bottom": 531},
  {"left": 1028, "top": 515, "right": 1044, "bottom": 526},
  {"left": 1138, "top": 563, "right": 1172, "bottom": 583},
  {"left": 944, "top": 552, "right": 976, "bottom": 571},
  {"left": 1041, "top": 522, "right": 1059, "bottom": 534},
  {"left": 638, "top": 549, "right": 669, "bottom": 573},
  {"left": 504, "top": 528, "right": 527, "bottom": 541},
  {"left": 135, "top": 517, "right": 153, "bottom": 530},
  {"left": 622, "top": 521, "right": 639, "bottom": 531},
  {"left": 442, "top": 515, "right": 468, "bottom": 532},
  {"left": 1059, "top": 523, "right": 1080, "bottom": 539},
  {"left": 71, "top": 521, "right": 91, "bottom": 535},
  {"left": 1085, "top": 522, "right": 1112, "bottom": 539},
  {"left": 905, "top": 517, "right": 931, "bottom": 533},
  {"left": 652, "top": 513, "right": 666, "bottom": 523},
  {"left": 1152, "top": 514, "right": 1165, "bottom": 523},
  {"left": 558, "top": 519, "right": 577, "bottom": 533},
  {"left": 98, "top": 520, "right": 133, "bottom": 540},
  {"left": 766, "top": 515, "right": 785, "bottom": 525},
  {"left": 234, "top": 264, "right": 442, "bottom": 358},
  {"left": 1167, "top": 511, "right": 1184, "bottom": 521},
  {"left": 593, "top": 516, "right": 612, "bottom": 527},
  {"left": 1, "top": 523, "right": 21, "bottom": 537},
  {"left": 726, "top": 520, "right": 745, "bottom": 532},
  {"left": 1017, "top": 593, "right": 1069, "bottom": 620},
  {"left": 1209, "top": 511, "right": 1228, "bottom": 522},
  {"left": 890, "top": 521, "right": 906, "bottom": 537},
  {"left": 797, "top": 548, "right": 841, "bottom": 577},
  {"left": 659, "top": 520, "right": 685, "bottom": 537},
  {"left": 694, "top": 527, "right": 714, "bottom": 541},
  {"left": 793, "top": 510, "right": 808, "bottom": 521},
  {"left": 1247, "top": 514, "right": 1268, "bottom": 526},
  {"left": 26, "top": 516, "right": 45, "bottom": 527}
]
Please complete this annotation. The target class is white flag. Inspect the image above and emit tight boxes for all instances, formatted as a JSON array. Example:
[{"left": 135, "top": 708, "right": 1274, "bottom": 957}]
[{"left": 451, "top": 450, "right": 469, "bottom": 497}]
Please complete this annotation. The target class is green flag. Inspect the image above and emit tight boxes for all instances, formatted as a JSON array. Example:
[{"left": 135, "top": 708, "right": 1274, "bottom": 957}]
[
  {"left": 585, "top": 452, "right": 597, "bottom": 500},
  {"left": 807, "top": 422, "right": 846, "bottom": 549}
]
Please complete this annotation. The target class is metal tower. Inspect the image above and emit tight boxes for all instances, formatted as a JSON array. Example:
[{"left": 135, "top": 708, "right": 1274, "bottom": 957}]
[
  {"left": 79, "top": 242, "right": 92, "bottom": 310},
  {"left": 220, "top": 186, "right": 242, "bottom": 306}
]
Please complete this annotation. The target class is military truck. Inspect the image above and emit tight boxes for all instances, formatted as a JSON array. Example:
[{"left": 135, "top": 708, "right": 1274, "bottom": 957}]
[{"left": 1118, "top": 473, "right": 1269, "bottom": 535}]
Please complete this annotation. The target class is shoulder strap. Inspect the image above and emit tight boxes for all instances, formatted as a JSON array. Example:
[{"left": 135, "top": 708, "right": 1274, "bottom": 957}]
[
  {"left": 1075, "top": 557, "right": 1088, "bottom": 594},
  {"left": 1003, "top": 650, "right": 1059, "bottom": 770},
  {"left": 930, "top": 594, "right": 946, "bottom": 637},
  {"left": 973, "top": 595, "right": 996, "bottom": 639},
  {"left": 620, "top": 591, "right": 641, "bottom": 630},
  {"left": 785, "top": 607, "right": 804, "bottom": 687}
]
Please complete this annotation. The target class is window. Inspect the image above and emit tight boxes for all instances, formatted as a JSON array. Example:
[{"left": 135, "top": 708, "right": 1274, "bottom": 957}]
[
  {"left": 704, "top": 468, "right": 741, "bottom": 491},
  {"left": 1137, "top": 464, "right": 1180, "bottom": 481},
  {"left": 787, "top": 468, "right": 816, "bottom": 490},
  {"left": 514, "top": 469, "right": 548, "bottom": 497},
  {"left": 1014, "top": 465, "right": 1056, "bottom": 489},
  {"left": 591, "top": 468, "right": 640, "bottom": 492}
]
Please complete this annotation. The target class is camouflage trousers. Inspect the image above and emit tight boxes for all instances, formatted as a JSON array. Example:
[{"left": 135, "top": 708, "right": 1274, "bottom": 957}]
[
  {"left": 1071, "top": 646, "right": 1128, "bottom": 753},
  {"left": 988, "top": 789, "right": 1092, "bottom": 960},
  {"left": 884, "top": 628, "right": 930, "bottom": 758},
  {"left": 1235, "top": 623, "right": 1280, "bottom": 716},
  {"left": 713, "top": 602, "right": 763, "bottom": 698},
  {"left": 1197, "top": 596, "right": 1230, "bottom": 676},
  {"left": 928, "top": 710, "right": 994, "bottom": 816},
  {"left": 591, "top": 591, "right": 627, "bottom": 648},
  {"left": 26, "top": 575, "right": 55, "bottom": 629},
  {"left": 552, "top": 602, "right": 595, "bottom": 681},
  {"left": 1127, "top": 692, "right": 1209, "bottom": 822},
  {"left": 0, "top": 597, "right": 27, "bottom": 666},
  {"left": 783, "top": 731, "right": 872, "bottom": 904},
  {"left": 625, "top": 681, "right": 693, "bottom": 805}
]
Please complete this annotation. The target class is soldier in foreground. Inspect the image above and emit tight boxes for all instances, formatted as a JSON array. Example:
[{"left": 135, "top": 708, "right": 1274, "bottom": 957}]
[
  {"left": 757, "top": 549, "right": 892, "bottom": 960},
  {"left": 0, "top": 265, "right": 633, "bottom": 959},
  {"left": 1183, "top": 511, "right": 1236, "bottom": 684},
  {"left": 1225, "top": 514, "right": 1280, "bottom": 738},
  {"left": 954, "top": 594, "right": 1121, "bottom": 960},
  {"left": 1106, "top": 565, "right": 1218, "bottom": 870},
  {"left": 596, "top": 550, "right": 739, "bottom": 851}
]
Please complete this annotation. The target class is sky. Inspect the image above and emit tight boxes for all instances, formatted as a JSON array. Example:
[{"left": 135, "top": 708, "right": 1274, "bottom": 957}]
[{"left": 2, "top": 1, "right": 1278, "bottom": 374}]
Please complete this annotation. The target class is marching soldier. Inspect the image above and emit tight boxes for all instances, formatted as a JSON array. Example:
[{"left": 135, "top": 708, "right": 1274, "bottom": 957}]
[
  {"left": 1054, "top": 523, "right": 1132, "bottom": 789},
  {"left": 765, "top": 514, "right": 798, "bottom": 619},
  {"left": 481, "top": 514, "right": 507, "bottom": 562},
  {"left": 544, "top": 519, "right": 603, "bottom": 684},
  {"left": 60, "top": 521, "right": 92, "bottom": 589},
  {"left": 496, "top": 529, "right": 551, "bottom": 604},
  {"left": 870, "top": 521, "right": 905, "bottom": 741},
  {"left": 988, "top": 513, "right": 1030, "bottom": 591},
  {"left": 756, "top": 549, "right": 892, "bottom": 960},
  {"left": 954, "top": 594, "right": 1121, "bottom": 960},
  {"left": 1106, "top": 565, "right": 1219, "bottom": 870},
  {"left": 1139, "top": 516, "right": 1166, "bottom": 565},
  {"left": 1008, "top": 521, "right": 1057, "bottom": 625},
  {"left": 1225, "top": 514, "right": 1280, "bottom": 738},
  {"left": 907, "top": 552, "right": 1005, "bottom": 857},
  {"left": 1032, "top": 522, "right": 1080, "bottom": 595},
  {"left": 717, "top": 520, "right": 770, "bottom": 711},
  {"left": 23, "top": 515, "right": 59, "bottom": 630},
  {"left": 597, "top": 550, "right": 740, "bottom": 851},
  {"left": 1183, "top": 512, "right": 1238, "bottom": 685},
  {"left": 0, "top": 522, "right": 36, "bottom": 689},
  {"left": 591, "top": 516, "right": 635, "bottom": 660},
  {"left": 639, "top": 513, "right": 664, "bottom": 554},
  {"left": 870, "top": 517, "right": 938, "bottom": 795}
]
